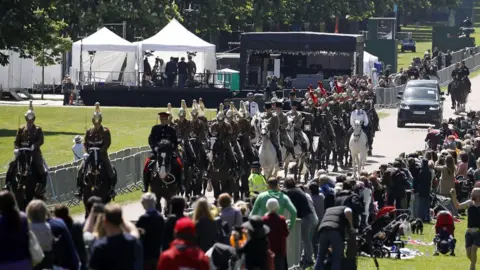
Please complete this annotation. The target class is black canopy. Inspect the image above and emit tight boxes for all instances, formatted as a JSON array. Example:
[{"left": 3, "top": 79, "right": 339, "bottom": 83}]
[{"left": 241, "top": 32, "right": 364, "bottom": 54}]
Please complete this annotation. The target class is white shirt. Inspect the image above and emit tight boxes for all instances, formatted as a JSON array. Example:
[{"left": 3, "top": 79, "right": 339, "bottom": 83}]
[
  {"left": 350, "top": 109, "right": 369, "bottom": 127},
  {"left": 246, "top": 101, "right": 259, "bottom": 117},
  {"left": 72, "top": 143, "right": 84, "bottom": 161}
]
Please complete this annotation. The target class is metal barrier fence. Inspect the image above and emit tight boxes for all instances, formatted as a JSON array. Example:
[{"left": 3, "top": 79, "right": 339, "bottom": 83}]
[
  {"left": 375, "top": 46, "right": 480, "bottom": 108},
  {"left": 0, "top": 146, "right": 151, "bottom": 206}
]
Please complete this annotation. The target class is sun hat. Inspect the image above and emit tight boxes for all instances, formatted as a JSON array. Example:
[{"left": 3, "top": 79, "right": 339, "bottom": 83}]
[{"left": 73, "top": 135, "right": 83, "bottom": 144}]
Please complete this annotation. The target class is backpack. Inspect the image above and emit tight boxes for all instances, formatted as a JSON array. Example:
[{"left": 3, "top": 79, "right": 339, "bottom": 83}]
[{"left": 215, "top": 217, "right": 230, "bottom": 245}]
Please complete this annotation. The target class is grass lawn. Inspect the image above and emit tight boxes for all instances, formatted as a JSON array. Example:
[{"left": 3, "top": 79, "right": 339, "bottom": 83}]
[
  {"left": 357, "top": 218, "right": 471, "bottom": 270},
  {"left": 397, "top": 25, "right": 480, "bottom": 70},
  {"left": 0, "top": 106, "right": 216, "bottom": 173}
]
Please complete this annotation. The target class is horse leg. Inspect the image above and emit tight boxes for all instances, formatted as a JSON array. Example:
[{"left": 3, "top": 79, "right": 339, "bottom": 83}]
[{"left": 332, "top": 148, "right": 339, "bottom": 172}]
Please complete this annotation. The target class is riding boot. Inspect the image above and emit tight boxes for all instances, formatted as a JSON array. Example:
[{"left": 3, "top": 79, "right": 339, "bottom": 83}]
[
  {"left": 109, "top": 176, "right": 117, "bottom": 197},
  {"left": 287, "top": 146, "right": 297, "bottom": 159},
  {"left": 74, "top": 172, "right": 83, "bottom": 198},
  {"left": 37, "top": 174, "right": 47, "bottom": 197},
  {"left": 142, "top": 172, "right": 150, "bottom": 193}
]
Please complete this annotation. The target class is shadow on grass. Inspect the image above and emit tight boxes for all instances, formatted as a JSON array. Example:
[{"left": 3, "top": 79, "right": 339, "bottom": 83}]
[{"left": 0, "top": 129, "right": 79, "bottom": 138}]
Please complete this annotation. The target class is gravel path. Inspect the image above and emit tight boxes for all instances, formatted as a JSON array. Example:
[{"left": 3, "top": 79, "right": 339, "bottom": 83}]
[{"left": 69, "top": 77, "right": 480, "bottom": 222}]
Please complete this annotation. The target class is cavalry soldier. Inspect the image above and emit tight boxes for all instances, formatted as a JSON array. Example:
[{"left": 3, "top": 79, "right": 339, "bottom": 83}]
[
  {"left": 174, "top": 104, "right": 196, "bottom": 165},
  {"left": 275, "top": 101, "right": 296, "bottom": 159},
  {"left": 76, "top": 102, "right": 116, "bottom": 198},
  {"left": 448, "top": 63, "right": 461, "bottom": 109},
  {"left": 407, "top": 64, "right": 420, "bottom": 79},
  {"left": 261, "top": 102, "right": 283, "bottom": 167},
  {"left": 460, "top": 60, "right": 471, "bottom": 92},
  {"left": 5, "top": 101, "right": 47, "bottom": 193},
  {"left": 210, "top": 108, "right": 237, "bottom": 168},
  {"left": 349, "top": 100, "right": 370, "bottom": 148},
  {"left": 226, "top": 106, "right": 244, "bottom": 167},
  {"left": 237, "top": 101, "right": 256, "bottom": 160},
  {"left": 286, "top": 100, "right": 308, "bottom": 153},
  {"left": 245, "top": 92, "right": 259, "bottom": 118},
  {"left": 190, "top": 106, "right": 208, "bottom": 165},
  {"left": 143, "top": 112, "right": 183, "bottom": 192}
]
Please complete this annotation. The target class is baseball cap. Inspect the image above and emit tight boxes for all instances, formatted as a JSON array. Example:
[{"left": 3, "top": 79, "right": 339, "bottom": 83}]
[{"left": 174, "top": 217, "right": 196, "bottom": 235}]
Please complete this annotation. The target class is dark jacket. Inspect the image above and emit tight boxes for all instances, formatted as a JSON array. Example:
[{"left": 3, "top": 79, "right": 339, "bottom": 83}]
[
  {"left": 65, "top": 220, "right": 87, "bottom": 270},
  {"left": 195, "top": 217, "right": 220, "bottom": 252},
  {"left": 334, "top": 190, "right": 363, "bottom": 229},
  {"left": 48, "top": 218, "right": 80, "bottom": 270},
  {"left": 414, "top": 159, "right": 433, "bottom": 198},
  {"left": 0, "top": 213, "right": 30, "bottom": 266},
  {"left": 136, "top": 210, "right": 165, "bottom": 260},
  {"left": 283, "top": 188, "right": 313, "bottom": 219},
  {"left": 390, "top": 169, "right": 409, "bottom": 198},
  {"left": 162, "top": 214, "right": 184, "bottom": 251}
]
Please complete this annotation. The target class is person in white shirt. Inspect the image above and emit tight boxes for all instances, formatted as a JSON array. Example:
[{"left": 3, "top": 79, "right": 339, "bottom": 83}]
[
  {"left": 72, "top": 135, "right": 84, "bottom": 161},
  {"left": 245, "top": 92, "right": 259, "bottom": 118},
  {"left": 350, "top": 100, "right": 370, "bottom": 148}
]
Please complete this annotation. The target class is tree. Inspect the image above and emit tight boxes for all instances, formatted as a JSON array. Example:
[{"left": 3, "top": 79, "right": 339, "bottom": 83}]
[
  {"left": 28, "top": 7, "right": 72, "bottom": 99},
  {"left": 0, "top": 0, "right": 67, "bottom": 65}
]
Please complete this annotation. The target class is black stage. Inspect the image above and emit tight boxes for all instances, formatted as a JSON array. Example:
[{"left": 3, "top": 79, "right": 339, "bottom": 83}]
[{"left": 80, "top": 85, "right": 234, "bottom": 107}]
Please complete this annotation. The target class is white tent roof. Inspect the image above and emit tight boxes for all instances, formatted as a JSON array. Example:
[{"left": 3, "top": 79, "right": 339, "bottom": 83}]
[
  {"left": 73, "top": 27, "right": 137, "bottom": 52},
  {"left": 218, "top": 68, "right": 239, "bottom": 73},
  {"left": 140, "top": 19, "right": 215, "bottom": 52},
  {"left": 364, "top": 51, "right": 378, "bottom": 62}
]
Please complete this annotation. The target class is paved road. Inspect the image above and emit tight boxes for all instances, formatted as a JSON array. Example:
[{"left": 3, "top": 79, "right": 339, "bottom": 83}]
[{"left": 72, "top": 77, "right": 480, "bottom": 221}]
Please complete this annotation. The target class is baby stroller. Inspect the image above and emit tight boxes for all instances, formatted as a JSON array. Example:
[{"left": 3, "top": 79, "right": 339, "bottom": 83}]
[
  {"left": 433, "top": 211, "right": 456, "bottom": 256},
  {"left": 358, "top": 206, "right": 411, "bottom": 259},
  {"left": 430, "top": 192, "right": 451, "bottom": 216}
]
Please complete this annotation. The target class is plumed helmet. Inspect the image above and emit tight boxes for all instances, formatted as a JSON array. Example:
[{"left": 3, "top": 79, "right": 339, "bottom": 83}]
[
  {"left": 226, "top": 109, "right": 234, "bottom": 118},
  {"left": 238, "top": 101, "right": 245, "bottom": 118},
  {"left": 178, "top": 108, "right": 186, "bottom": 117},
  {"left": 25, "top": 100, "right": 35, "bottom": 121},
  {"left": 230, "top": 101, "right": 237, "bottom": 114},
  {"left": 219, "top": 103, "right": 224, "bottom": 113},
  {"left": 191, "top": 108, "right": 198, "bottom": 117},
  {"left": 92, "top": 102, "right": 102, "bottom": 124},
  {"left": 199, "top": 98, "right": 205, "bottom": 110},
  {"left": 191, "top": 99, "right": 199, "bottom": 117},
  {"left": 342, "top": 92, "right": 348, "bottom": 98},
  {"left": 167, "top": 103, "right": 173, "bottom": 122},
  {"left": 217, "top": 111, "right": 225, "bottom": 120}
]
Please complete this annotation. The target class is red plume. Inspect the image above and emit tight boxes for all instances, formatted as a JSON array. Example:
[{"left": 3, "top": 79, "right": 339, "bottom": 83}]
[
  {"left": 335, "top": 81, "right": 343, "bottom": 93},
  {"left": 308, "top": 84, "right": 318, "bottom": 106},
  {"left": 318, "top": 81, "right": 327, "bottom": 97}
]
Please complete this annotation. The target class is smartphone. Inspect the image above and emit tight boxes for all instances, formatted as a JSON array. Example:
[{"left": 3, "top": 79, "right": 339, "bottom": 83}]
[{"left": 92, "top": 203, "right": 104, "bottom": 214}]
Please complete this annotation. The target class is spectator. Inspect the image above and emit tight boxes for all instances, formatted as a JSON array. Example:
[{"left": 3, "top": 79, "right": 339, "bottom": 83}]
[
  {"left": 262, "top": 198, "right": 289, "bottom": 270},
  {"left": 334, "top": 179, "right": 364, "bottom": 229},
  {"left": 387, "top": 162, "right": 409, "bottom": 209},
  {"left": 218, "top": 193, "right": 242, "bottom": 230},
  {"left": 238, "top": 215, "right": 271, "bottom": 270},
  {"left": 27, "top": 200, "right": 54, "bottom": 270},
  {"left": 314, "top": 206, "right": 354, "bottom": 270},
  {"left": 136, "top": 193, "right": 165, "bottom": 270},
  {"left": 72, "top": 135, "right": 84, "bottom": 161},
  {"left": 436, "top": 155, "right": 457, "bottom": 216},
  {"left": 250, "top": 177, "right": 297, "bottom": 230},
  {"left": 62, "top": 75, "right": 74, "bottom": 105},
  {"left": 53, "top": 204, "right": 87, "bottom": 270},
  {"left": 457, "top": 152, "right": 469, "bottom": 178},
  {"left": 0, "top": 191, "right": 31, "bottom": 269},
  {"left": 474, "top": 158, "right": 480, "bottom": 181},
  {"left": 89, "top": 203, "right": 143, "bottom": 270},
  {"left": 309, "top": 182, "right": 325, "bottom": 222},
  {"left": 465, "top": 145, "right": 476, "bottom": 170},
  {"left": 177, "top": 57, "right": 188, "bottom": 88},
  {"left": 283, "top": 177, "right": 316, "bottom": 268},
  {"left": 193, "top": 197, "right": 219, "bottom": 252},
  {"left": 370, "top": 175, "right": 385, "bottom": 210},
  {"left": 157, "top": 217, "right": 209, "bottom": 270},
  {"left": 162, "top": 196, "right": 186, "bottom": 251},
  {"left": 413, "top": 159, "right": 433, "bottom": 222}
]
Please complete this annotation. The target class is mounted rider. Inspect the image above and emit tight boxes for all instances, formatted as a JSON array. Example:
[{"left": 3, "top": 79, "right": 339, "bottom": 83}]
[
  {"left": 286, "top": 100, "right": 308, "bottom": 153},
  {"left": 275, "top": 101, "right": 296, "bottom": 159},
  {"left": 350, "top": 100, "right": 370, "bottom": 147},
  {"left": 75, "top": 102, "right": 116, "bottom": 198},
  {"left": 237, "top": 101, "right": 256, "bottom": 161},
  {"left": 143, "top": 111, "right": 183, "bottom": 192},
  {"left": 460, "top": 60, "right": 471, "bottom": 92},
  {"left": 4, "top": 101, "right": 47, "bottom": 193},
  {"left": 245, "top": 92, "right": 259, "bottom": 118},
  {"left": 210, "top": 107, "right": 237, "bottom": 169},
  {"left": 261, "top": 102, "right": 283, "bottom": 167},
  {"left": 190, "top": 101, "right": 208, "bottom": 165},
  {"left": 226, "top": 102, "right": 244, "bottom": 167},
  {"left": 174, "top": 100, "right": 196, "bottom": 166}
]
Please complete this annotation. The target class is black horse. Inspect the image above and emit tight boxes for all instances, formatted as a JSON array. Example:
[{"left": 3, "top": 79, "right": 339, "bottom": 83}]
[
  {"left": 82, "top": 147, "right": 117, "bottom": 212},
  {"left": 184, "top": 136, "right": 208, "bottom": 198},
  {"left": 238, "top": 133, "right": 257, "bottom": 199},
  {"left": 10, "top": 147, "right": 44, "bottom": 211},
  {"left": 207, "top": 136, "right": 235, "bottom": 199},
  {"left": 449, "top": 78, "right": 470, "bottom": 112},
  {"left": 312, "top": 112, "right": 335, "bottom": 172},
  {"left": 149, "top": 139, "right": 181, "bottom": 213},
  {"left": 331, "top": 114, "right": 347, "bottom": 171}
]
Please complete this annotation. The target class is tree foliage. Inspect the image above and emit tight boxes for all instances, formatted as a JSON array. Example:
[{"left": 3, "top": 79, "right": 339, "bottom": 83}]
[{"left": 0, "top": 0, "right": 466, "bottom": 65}]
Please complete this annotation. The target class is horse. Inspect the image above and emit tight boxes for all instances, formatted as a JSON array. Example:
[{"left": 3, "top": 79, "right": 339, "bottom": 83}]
[
  {"left": 331, "top": 115, "right": 347, "bottom": 171},
  {"left": 11, "top": 147, "right": 44, "bottom": 211},
  {"left": 284, "top": 114, "right": 310, "bottom": 181},
  {"left": 149, "top": 139, "right": 180, "bottom": 213},
  {"left": 207, "top": 135, "right": 235, "bottom": 199},
  {"left": 311, "top": 112, "right": 334, "bottom": 173},
  {"left": 237, "top": 133, "right": 256, "bottom": 200},
  {"left": 82, "top": 147, "right": 116, "bottom": 212},
  {"left": 450, "top": 78, "right": 470, "bottom": 114},
  {"left": 255, "top": 119, "right": 278, "bottom": 180},
  {"left": 349, "top": 120, "right": 368, "bottom": 178},
  {"left": 187, "top": 136, "right": 208, "bottom": 197}
]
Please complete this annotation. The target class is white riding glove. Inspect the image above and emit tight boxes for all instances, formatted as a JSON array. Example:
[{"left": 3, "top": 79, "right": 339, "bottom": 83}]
[{"left": 30, "top": 145, "right": 35, "bottom": 151}]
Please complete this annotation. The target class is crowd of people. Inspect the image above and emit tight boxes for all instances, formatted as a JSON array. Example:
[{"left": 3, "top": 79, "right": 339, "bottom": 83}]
[{"left": 2, "top": 110, "right": 480, "bottom": 269}]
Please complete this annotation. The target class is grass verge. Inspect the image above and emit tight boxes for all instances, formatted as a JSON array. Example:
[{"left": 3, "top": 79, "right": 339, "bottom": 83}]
[{"left": 68, "top": 190, "right": 143, "bottom": 216}]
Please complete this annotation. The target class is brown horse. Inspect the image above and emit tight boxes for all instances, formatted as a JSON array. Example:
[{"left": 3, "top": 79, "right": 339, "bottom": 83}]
[{"left": 149, "top": 139, "right": 181, "bottom": 213}]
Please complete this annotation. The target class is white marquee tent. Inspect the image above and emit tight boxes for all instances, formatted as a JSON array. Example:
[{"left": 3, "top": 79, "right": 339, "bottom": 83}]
[
  {"left": 138, "top": 19, "right": 216, "bottom": 74},
  {"left": 71, "top": 27, "right": 138, "bottom": 85},
  {"left": 363, "top": 51, "right": 379, "bottom": 76}
]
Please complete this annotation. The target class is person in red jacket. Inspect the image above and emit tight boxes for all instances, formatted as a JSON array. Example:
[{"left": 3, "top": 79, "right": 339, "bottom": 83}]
[{"left": 157, "top": 217, "right": 209, "bottom": 270}]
